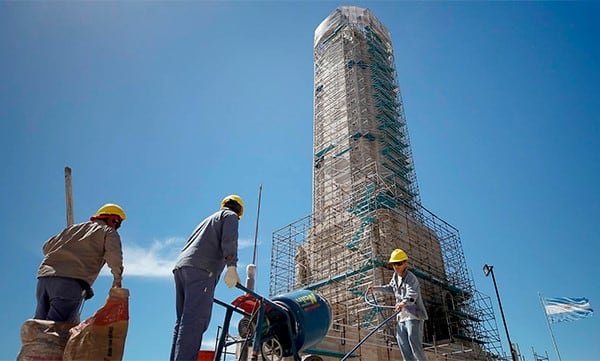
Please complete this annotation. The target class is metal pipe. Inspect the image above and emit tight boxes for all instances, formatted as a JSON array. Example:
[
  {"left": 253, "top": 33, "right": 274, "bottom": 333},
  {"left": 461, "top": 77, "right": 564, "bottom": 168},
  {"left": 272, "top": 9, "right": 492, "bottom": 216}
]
[
  {"left": 245, "top": 185, "right": 262, "bottom": 292},
  {"left": 252, "top": 184, "right": 262, "bottom": 265},
  {"left": 340, "top": 309, "right": 400, "bottom": 361},
  {"left": 64, "top": 166, "right": 74, "bottom": 226},
  {"left": 484, "top": 265, "right": 518, "bottom": 361}
]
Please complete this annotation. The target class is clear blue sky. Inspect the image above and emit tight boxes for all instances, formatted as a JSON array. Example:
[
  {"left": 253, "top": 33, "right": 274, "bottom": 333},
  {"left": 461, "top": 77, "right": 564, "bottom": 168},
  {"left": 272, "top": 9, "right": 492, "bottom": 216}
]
[{"left": 1, "top": 1, "right": 598, "bottom": 360}]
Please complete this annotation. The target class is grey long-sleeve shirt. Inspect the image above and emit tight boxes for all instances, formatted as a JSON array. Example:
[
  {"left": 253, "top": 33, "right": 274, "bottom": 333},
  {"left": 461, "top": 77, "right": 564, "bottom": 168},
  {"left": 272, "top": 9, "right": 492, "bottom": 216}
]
[
  {"left": 174, "top": 208, "right": 239, "bottom": 278},
  {"left": 37, "top": 219, "right": 124, "bottom": 286},
  {"left": 375, "top": 270, "right": 428, "bottom": 322}
]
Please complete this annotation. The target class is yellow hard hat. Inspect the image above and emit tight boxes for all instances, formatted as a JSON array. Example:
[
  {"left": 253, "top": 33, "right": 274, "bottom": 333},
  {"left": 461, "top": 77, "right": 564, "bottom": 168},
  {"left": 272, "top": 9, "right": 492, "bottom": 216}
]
[
  {"left": 388, "top": 249, "right": 408, "bottom": 263},
  {"left": 93, "top": 203, "right": 126, "bottom": 221},
  {"left": 221, "top": 195, "right": 244, "bottom": 219}
]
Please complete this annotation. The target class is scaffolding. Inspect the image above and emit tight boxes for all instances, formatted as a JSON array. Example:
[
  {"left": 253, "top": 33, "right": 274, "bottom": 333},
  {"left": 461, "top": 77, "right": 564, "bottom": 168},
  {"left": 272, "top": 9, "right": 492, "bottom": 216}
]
[
  {"left": 270, "top": 184, "right": 505, "bottom": 360},
  {"left": 268, "top": 6, "right": 506, "bottom": 361}
]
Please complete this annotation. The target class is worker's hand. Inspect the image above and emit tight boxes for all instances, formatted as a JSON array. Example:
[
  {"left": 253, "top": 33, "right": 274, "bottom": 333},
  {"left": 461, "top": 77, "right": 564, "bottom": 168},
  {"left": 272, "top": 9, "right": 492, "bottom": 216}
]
[
  {"left": 395, "top": 302, "right": 405, "bottom": 311},
  {"left": 224, "top": 266, "right": 241, "bottom": 288},
  {"left": 82, "top": 287, "right": 94, "bottom": 300}
]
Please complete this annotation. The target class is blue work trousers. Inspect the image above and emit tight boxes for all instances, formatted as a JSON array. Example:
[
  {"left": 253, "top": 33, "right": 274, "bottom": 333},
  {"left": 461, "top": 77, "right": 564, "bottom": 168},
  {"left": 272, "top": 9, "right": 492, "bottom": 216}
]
[
  {"left": 396, "top": 319, "right": 427, "bottom": 361},
  {"left": 34, "top": 276, "right": 84, "bottom": 323},
  {"left": 170, "top": 267, "right": 217, "bottom": 361}
]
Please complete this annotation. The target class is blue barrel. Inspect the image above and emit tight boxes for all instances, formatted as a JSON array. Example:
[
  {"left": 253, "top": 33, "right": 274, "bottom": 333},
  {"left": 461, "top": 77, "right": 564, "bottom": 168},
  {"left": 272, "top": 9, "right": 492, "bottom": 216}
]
[{"left": 270, "top": 289, "right": 331, "bottom": 353}]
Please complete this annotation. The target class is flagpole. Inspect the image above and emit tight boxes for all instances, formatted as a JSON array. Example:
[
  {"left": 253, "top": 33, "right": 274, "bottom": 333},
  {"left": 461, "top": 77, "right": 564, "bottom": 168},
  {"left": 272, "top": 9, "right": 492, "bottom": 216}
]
[{"left": 538, "top": 292, "right": 562, "bottom": 361}]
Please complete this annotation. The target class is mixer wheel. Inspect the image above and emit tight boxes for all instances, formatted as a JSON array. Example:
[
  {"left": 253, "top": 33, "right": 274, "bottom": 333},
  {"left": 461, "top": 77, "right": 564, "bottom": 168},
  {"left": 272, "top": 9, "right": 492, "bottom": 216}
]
[
  {"left": 238, "top": 316, "right": 256, "bottom": 338},
  {"left": 260, "top": 338, "right": 284, "bottom": 361}
]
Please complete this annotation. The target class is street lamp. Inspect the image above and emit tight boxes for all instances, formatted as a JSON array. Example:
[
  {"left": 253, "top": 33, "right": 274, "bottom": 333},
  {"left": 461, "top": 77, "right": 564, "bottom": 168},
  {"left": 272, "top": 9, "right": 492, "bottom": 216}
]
[{"left": 483, "top": 264, "right": 519, "bottom": 361}]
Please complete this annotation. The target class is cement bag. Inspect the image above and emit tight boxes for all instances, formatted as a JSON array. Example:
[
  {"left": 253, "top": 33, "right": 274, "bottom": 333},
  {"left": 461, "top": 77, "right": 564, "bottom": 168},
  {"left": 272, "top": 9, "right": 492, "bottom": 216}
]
[
  {"left": 17, "top": 319, "right": 76, "bottom": 361},
  {"left": 63, "top": 288, "right": 129, "bottom": 361}
]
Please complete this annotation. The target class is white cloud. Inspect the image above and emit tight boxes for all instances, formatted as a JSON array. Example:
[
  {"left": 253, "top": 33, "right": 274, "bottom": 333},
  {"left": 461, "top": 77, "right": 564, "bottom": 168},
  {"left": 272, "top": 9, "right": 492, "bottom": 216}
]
[
  {"left": 238, "top": 237, "right": 259, "bottom": 250},
  {"left": 201, "top": 338, "right": 217, "bottom": 350},
  {"left": 100, "top": 237, "right": 255, "bottom": 278},
  {"left": 122, "top": 237, "right": 183, "bottom": 278}
]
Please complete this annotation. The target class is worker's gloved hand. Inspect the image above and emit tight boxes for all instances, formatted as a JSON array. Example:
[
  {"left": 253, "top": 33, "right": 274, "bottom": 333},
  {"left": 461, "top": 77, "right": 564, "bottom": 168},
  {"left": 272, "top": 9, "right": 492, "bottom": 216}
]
[{"left": 224, "top": 266, "right": 241, "bottom": 288}]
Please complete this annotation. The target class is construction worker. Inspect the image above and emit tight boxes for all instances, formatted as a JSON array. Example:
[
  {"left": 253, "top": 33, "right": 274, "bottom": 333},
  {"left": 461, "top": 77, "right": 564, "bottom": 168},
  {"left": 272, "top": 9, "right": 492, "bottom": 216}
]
[
  {"left": 369, "top": 249, "right": 428, "bottom": 361},
  {"left": 34, "top": 203, "right": 126, "bottom": 323},
  {"left": 170, "top": 195, "right": 244, "bottom": 361}
]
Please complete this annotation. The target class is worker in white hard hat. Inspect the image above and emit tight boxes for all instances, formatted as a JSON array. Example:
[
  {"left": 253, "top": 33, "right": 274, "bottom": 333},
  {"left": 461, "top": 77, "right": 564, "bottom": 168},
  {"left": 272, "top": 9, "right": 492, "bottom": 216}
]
[
  {"left": 369, "top": 249, "right": 428, "bottom": 361},
  {"left": 170, "top": 195, "right": 244, "bottom": 361},
  {"left": 34, "top": 203, "right": 126, "bottom": 323}
]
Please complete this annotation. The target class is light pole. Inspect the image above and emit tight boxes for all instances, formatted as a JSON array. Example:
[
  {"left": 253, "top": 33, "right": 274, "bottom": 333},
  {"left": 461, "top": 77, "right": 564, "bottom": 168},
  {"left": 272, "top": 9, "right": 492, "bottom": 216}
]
[{"left": 483, "top": 264, "right": 518, "bottom": 361}]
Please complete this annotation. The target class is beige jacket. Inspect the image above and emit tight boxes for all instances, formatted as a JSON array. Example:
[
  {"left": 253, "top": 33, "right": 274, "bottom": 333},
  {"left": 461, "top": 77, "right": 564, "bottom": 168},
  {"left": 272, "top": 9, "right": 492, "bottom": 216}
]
[{"left": 37, "top": 219, "right": 123, "bottom": 286}]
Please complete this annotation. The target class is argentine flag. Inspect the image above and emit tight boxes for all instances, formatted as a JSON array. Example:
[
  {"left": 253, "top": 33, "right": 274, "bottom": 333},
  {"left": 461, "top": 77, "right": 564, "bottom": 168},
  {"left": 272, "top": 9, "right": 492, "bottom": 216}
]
[{"left": 543, "top": 297, "right": 593, "bottom": 324}]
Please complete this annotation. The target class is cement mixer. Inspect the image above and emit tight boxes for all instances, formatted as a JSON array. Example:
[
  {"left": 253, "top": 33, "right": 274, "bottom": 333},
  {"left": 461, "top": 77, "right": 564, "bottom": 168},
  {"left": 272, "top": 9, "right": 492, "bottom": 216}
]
[{"left": 213, "top": 284, "right": 332, "bottom": 361}]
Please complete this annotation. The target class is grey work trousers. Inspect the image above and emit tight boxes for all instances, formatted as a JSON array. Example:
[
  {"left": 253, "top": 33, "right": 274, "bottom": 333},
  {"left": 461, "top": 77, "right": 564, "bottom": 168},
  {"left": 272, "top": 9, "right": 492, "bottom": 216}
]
[
  {"left": 170, "top": 267, "right": 217, "bottom": 361},
  {"left": 397, "top": 319, "right": 427, "bottom": 361}
]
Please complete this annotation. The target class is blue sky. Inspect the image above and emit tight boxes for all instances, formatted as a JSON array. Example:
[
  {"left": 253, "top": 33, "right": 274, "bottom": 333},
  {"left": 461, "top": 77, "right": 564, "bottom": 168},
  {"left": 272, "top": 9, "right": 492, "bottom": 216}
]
[{"left": 1, "top": 1, "right": 598, "bottom": 360}]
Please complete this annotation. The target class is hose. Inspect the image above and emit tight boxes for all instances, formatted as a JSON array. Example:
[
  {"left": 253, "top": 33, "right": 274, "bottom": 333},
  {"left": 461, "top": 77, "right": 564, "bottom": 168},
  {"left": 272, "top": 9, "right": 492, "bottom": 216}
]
[
  {"left": 340, "top": 290, "right": 399, "bottom": 361},
  {"left": 363, "top": 289, "right": 396, "bottom": 309}
]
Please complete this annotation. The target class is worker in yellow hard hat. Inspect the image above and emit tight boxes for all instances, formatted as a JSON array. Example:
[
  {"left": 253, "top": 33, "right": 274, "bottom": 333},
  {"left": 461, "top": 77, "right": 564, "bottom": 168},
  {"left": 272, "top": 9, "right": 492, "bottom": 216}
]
[
  {"left": 369, "top": 249, "right": 428, "bottom": 361},
  {"left": 34, "top": 203, "right": 126, "bottom": 323},
  {"left": 170, "top": 194, "right": 244, "bottom": 361}
]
